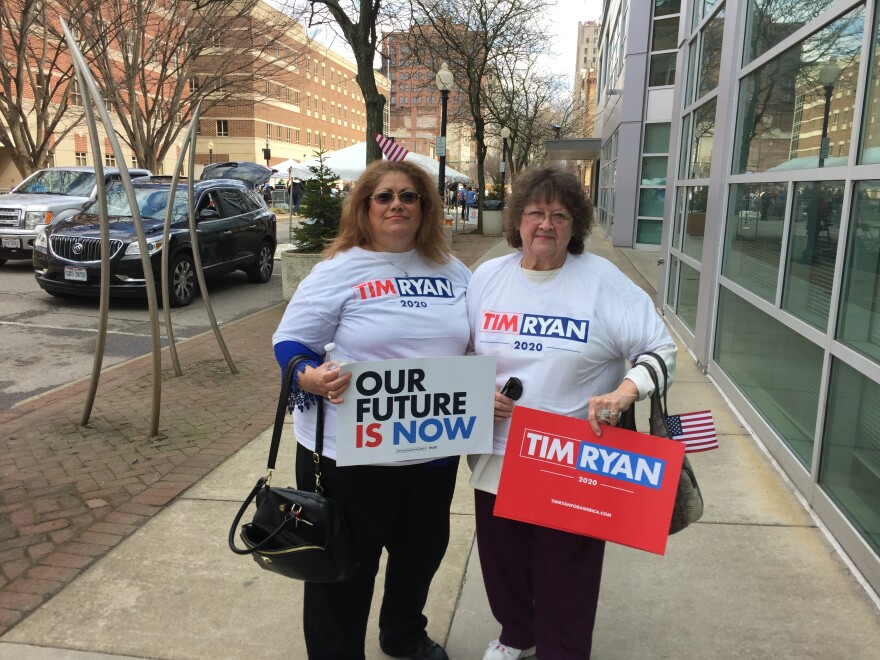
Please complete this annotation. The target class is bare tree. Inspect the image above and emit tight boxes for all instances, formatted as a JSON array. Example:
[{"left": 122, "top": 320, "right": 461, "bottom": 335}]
[
  {"left": 301, "top": 0, "right": 412, "bottom": 164},
  {"left": 0, "top": 0, "right": 100, "bottom": 176},
  {"left": 79, "top": 0, "right": 308, "bottom": 172},
  {"left": 483, "top": 56, "right": 572, "bottom": 177},
  {"left": 406, "top": 0, "right": 548, "bottom": 232}
]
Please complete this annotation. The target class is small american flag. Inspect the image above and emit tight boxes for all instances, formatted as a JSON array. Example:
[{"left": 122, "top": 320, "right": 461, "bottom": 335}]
[
  {"left": 375, "top": 133, "right": 409, "bottom": 162},
  {"left": 665, "top": 410, "right": 718, "bottom": 453}
]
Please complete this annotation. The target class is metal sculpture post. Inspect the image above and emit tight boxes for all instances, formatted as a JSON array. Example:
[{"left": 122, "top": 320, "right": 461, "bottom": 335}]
[{"left": 63, "top": 19, "right": 162, "bottom": 435}]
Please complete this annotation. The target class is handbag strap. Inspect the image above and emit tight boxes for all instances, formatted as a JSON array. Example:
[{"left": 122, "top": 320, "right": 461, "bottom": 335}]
[
  {"left": 267, "top": 356, "right": 326, "bottom": 491},
  {"left": 636, "top": 351, "right": 669, "bottom": 412},
  {"left": 228, "top": 357, "right": 327, "bottom": 556}
]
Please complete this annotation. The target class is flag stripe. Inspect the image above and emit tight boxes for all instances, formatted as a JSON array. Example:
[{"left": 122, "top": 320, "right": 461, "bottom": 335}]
[
  {"left": 375, "top": 133, "right": 409, "bottom": 162},
  {"left": 666, "top": 410, "right": 718, "bottom": 453}
]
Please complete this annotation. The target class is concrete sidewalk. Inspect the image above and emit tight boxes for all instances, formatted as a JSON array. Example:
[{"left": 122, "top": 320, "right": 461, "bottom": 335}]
[{"left": 2, "top": 231, "right": 880, "bottom": 659}]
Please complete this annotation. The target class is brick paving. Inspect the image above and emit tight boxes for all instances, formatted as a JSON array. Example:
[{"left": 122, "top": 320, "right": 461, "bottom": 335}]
[{"left": 0, "top": 231, "right": 502, "bottom": 634}]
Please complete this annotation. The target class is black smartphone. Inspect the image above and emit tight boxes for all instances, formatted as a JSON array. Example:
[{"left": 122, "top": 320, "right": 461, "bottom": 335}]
[{"left": 500, "top": 376, "right": 523, "bottom": 401}]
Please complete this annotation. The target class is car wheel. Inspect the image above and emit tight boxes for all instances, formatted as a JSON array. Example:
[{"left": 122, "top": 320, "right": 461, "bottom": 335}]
[
  {"left": 246, "top": 240, "right": 274, "bottom": 283},
  {"left": 169, "top": 253, "right": 197, "bottom": 307}
]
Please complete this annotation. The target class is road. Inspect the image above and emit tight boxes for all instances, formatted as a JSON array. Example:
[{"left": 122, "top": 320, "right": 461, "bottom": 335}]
[{"left": 0, "top": 217, "right": 296, "bottom": 411}]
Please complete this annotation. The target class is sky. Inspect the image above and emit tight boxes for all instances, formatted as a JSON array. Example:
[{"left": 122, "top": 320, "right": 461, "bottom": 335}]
[{"left": 542, "top": 0, "right": 604, "bottom": 87}]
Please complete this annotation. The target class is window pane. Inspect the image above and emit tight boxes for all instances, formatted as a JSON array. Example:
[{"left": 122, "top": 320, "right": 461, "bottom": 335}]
[
  {"left": 644, "top": 123, "right": 671, "bottom": 153},
  {"left": 697, "top": 9, "right": 724, "bottom": 99},
  {"left": 641, "top": 156, "right": 668, "bottom": 185},
  {"left": 672, "top": 187, "right": 685, "bottom": 250},
  {"left": 637, "top": 219, "right": 663, "bottom": 245},
  {"left": 692, "top": 0, "right": 719, "bottom": 30},
  {"left": 677, "top": 260, "right": 700, "bottom": 331},
  {"left": 859, "top": 9, "right": 880, "bottom": 163},
  {"left": 649, "top": 52, "right": 678, "bottom": 87},
  {"left": 638, "top": 188, "right": 666, "bottom": 217},
  {"left": 715, "top": 288, "right": 823, "bottom": 468},
  {"left": 689, "top": 99, "right": 716, "bottom": 178},
  {"left": 652, "top": 17, "right": 679, "bottom": 51},
  {"left": 655, "top": 0, "right": 681, "bottom": 18},
  {"left": 733, "top": 6, "right": 865, "bottom": 174},
  {"left": 683, "top": 185, "right": 708, "bottom": 261},
  {"left": 686, "top": 38, "right": 699, "bottom": 105},
  {"left": 837, "top": 180, "right": 880, "bottom": 362},
  {"left": 722, "top": 183, "right": 787, "bottom": 301},
  {"left": 744, "top": 0, "right": 837, "bottom": 65},
  {"left": 782, "top": 181, "right": 844, "bottom": 329},
  {"left": 819, "top": 360, "right": 880, "bottom": 557}
]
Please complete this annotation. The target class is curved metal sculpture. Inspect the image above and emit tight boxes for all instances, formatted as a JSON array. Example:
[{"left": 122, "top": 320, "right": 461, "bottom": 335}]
[
  {"left": 62, "top": 17, "right": 236, "bottom": 437},
  {"left": 159, "top": 107, "right": 237, "bottom": 375},
  {"left": 62, "top": 18, "right": 162, "bottom": 435}
]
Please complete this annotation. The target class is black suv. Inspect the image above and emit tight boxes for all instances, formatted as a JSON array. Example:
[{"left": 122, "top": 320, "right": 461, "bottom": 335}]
[{"left": 33, "top": 164, "right": 276, "bottom": 307}]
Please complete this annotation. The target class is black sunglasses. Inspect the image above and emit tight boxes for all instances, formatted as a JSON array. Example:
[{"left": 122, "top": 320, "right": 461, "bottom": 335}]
[{"left": 370, "top": 190, "right": 421, "bottom": 205}]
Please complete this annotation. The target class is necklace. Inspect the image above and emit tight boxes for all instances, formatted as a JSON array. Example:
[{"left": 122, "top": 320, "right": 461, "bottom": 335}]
[{"left": 379, "top": 250, "right": 417, "bottom": 276}]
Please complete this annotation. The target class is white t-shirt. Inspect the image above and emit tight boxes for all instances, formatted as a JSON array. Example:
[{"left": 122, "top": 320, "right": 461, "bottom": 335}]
[
  {"left": 467, "top": 251, "right": 675, "bottom": 492},
  {"left": 273, "top": 247, "right": 472, "bottom": 460}
]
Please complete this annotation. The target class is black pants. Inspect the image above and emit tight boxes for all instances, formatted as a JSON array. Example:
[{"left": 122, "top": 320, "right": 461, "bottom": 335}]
[
  {"left": 296, "top": 443, "right": 458, "bottom": 660},
  {"left": 475, "top": 489, "right": 605, "bottom": 659}
]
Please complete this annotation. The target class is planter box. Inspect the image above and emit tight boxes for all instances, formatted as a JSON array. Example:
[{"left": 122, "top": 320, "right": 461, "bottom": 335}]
[
  {"left": 482, "top": 209, "right": 504, "bottom": 236},
  {"left": 280, "top": 249, "right": 323, "bottom": 300}
]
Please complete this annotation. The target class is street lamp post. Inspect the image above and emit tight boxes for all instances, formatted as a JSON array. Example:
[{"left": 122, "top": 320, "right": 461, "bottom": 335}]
[
  {"left": 208, "top": 140, "right": 214, "bottom": 164},
  {"left": 263, "top": 137, "right": 271, "bottom": 168},
  {"left": 500, "top": 126, "right": 510, "bottom": 200},
  {"left": 817, "top": 58, "right": 841, "bottom": 168},
  {"left": 435, "top": 62, "right": 454, "bottom": 202}
]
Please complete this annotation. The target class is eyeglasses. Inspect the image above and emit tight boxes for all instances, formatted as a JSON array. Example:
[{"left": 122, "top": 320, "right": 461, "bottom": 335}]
[
  {"left": 522, "top": 209, "right": 572, "bottom": 225},
  {"left": 370, "top": 190, "right": 421, "bottom": 205}
]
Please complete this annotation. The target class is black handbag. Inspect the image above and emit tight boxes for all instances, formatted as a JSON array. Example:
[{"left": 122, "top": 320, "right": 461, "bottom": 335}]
[
  {"left": 228, "top": 356, "right": 357, "bottom": 582},
  {"left": 619, "top": 352, "right": 704, "bottom": 535}
]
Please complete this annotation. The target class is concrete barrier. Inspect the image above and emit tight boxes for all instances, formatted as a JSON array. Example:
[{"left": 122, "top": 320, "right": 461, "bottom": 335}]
[{"left": 280, "top": 249, "right": 322, "bottom": 300}]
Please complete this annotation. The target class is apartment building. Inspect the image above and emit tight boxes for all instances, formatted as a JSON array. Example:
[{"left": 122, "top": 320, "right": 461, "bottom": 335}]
[
  {"left": 0, "top": 1, "right": 387, "bottom": 187},
  {"left": 381, "top": 30, "right": 473, "bottom": 180},
  {"left": 201, "top": 18, "right": 389, "bottom": 171},
  {"left": 595, "top": 0, "right": 880, "bottom": 593}
]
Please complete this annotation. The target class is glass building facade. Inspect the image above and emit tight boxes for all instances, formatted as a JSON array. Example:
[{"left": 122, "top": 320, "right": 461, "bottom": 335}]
[{"left": 657, "top": 0, "right": 880, "bottom": 591}]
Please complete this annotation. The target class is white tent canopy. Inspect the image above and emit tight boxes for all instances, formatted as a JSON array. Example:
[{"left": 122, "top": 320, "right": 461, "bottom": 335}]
[
  {"left": 270, "top": 159, "right": 313, "bottom": 180},
  {"left": 297, "top": 142, "right": 470, "bottom": 183}
]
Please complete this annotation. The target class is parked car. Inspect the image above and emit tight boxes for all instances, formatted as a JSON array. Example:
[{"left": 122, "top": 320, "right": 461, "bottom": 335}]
[
  {"left": 33, "top": 165, "right": 276, "bottom": 307},
  {"left": 0, "top": 166, "right": 152, "bottom": 265}
]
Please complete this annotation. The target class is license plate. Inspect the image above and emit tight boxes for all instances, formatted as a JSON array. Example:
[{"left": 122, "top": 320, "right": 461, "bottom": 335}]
[
  {"left": 1, "top": 237, "right": 21, "bottom": 249},
  {"left": 64, "top": 267, "right": 88, "bottom": 282}
]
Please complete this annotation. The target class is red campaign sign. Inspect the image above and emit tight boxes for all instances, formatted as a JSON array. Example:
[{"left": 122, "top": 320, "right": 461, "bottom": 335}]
[{"left": 494, "top": 406, "right": 685, "bottom": 555}]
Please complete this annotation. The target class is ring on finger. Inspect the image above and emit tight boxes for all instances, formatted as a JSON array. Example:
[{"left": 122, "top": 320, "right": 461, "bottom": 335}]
[{"left": 597, "top": 408, "right": 618, "bottom": 422}]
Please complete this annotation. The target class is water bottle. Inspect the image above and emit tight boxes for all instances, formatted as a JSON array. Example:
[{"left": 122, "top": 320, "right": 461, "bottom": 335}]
[{"left": 323, "top": 342, "right": 352, "bottom": 370}]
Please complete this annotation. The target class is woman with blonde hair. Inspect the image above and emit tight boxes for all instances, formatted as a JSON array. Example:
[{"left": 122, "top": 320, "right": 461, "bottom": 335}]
[{"left": 273, "top": 159, "right": 471, "bottom": 660}]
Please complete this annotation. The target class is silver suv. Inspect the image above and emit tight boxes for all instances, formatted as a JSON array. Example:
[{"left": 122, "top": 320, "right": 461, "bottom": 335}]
[{"left": 0, "top": 166, "right": 151, "bottom": 265}]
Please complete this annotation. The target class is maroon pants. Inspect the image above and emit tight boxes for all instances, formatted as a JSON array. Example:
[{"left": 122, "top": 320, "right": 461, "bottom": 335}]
[{"left": 474, "top": 489, "right": 606, "bottom": 660}]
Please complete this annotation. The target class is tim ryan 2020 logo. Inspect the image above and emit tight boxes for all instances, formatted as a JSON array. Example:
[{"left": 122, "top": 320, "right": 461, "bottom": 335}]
[
  {"left": 522, "top": 429, "right": 667, "bottom": 489},
  {"left": 353, "top": 277, "right": 454, "bottom": 300},
  {"left": 481, "top": 311, "right": 590, "bottom": 343}
]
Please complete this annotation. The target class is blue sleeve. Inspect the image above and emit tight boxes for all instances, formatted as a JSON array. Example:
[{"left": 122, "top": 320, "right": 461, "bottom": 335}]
[
  {"left": 274, "top": 340, "right": 322, "bottom": 413},
  {"left": 274, "top": 340, "right": 322, "bottom": 369}
]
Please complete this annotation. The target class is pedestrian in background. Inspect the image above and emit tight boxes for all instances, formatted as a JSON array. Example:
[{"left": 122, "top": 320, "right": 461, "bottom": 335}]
[
  {"left": 466, "top": 186, "right": 477, "bottom": 221},
  {"left": 273, "top": 159, "right": 472, "bottom": 660},
  {"left": 290, "top": 179, "right": 304, "bottom": 214},
  {"left": 466, "top": 165, "right": 677, "bottom": 660}
]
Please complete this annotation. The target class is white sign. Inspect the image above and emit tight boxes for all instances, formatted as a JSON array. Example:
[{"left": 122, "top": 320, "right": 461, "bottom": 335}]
[
  {"left": 335, "top": 355, "right": 497, "bottom": 466},
  {"left": 436, "top": 136, "right": 446, "bottom": 157}
]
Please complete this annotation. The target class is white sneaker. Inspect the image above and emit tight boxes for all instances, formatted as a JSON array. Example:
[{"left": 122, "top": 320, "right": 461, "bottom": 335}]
[{"left": 482, "top": 639, "right": 537, "bottom": 660}]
